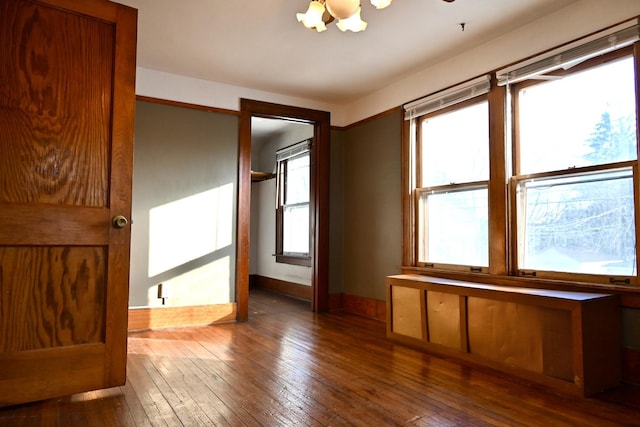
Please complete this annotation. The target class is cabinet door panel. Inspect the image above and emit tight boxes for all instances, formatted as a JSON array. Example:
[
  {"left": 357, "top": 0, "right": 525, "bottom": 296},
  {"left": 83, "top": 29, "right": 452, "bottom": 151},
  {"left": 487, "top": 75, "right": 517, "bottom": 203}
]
[
  {"left": 427, "top": 291, "right": 461, "bottom": 350},
  {"left": 391, "top": 286, "right": 425, "bottom": 340}
]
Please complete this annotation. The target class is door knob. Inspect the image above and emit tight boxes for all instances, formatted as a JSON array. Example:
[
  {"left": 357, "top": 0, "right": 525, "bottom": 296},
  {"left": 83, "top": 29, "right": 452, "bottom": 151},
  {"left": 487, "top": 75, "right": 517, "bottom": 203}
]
[{"left": 112, "top": 215, "right": 128, "bottom": 229}]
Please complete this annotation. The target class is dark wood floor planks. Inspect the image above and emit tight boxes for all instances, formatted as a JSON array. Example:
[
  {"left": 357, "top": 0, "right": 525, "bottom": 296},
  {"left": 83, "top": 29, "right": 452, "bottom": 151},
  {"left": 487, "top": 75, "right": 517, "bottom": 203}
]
[{"left": 1, "top": 289, "right": 639, "bottom": 426}]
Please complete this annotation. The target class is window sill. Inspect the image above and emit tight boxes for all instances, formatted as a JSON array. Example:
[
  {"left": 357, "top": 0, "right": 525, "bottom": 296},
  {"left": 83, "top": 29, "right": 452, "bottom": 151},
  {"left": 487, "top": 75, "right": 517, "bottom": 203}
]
[
  {"left": 400, "top": 265, "right": 640, "bottom": 295},
  {"left": 275, "top": 254, "right": 312, "bottom": 267}
]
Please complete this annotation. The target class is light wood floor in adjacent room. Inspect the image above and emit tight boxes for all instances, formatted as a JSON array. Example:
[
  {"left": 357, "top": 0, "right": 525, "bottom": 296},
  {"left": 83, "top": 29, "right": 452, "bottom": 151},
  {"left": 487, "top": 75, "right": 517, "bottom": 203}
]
[{"left": 1, "top": 289, "right": 639, "bottom": 426}]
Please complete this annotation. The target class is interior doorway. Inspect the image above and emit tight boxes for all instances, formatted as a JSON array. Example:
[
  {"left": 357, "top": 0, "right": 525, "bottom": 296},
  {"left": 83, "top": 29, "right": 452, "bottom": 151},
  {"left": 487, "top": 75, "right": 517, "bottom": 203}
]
[
  {"left": 249, "top": 117, "right": 314, "bottom": 301},
  {"left": 236, "top": 99, "right": 330, "bottom": 321}
]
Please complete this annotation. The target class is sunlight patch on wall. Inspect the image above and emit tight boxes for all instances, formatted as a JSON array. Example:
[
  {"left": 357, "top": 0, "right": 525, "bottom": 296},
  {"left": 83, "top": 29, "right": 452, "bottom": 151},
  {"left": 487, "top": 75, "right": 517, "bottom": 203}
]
[
  {"left": 147, "top": 256, "right": 231, "bottom": 306},
  {"left": 148, "top": 183, "right": 234, "bottom": 277}
]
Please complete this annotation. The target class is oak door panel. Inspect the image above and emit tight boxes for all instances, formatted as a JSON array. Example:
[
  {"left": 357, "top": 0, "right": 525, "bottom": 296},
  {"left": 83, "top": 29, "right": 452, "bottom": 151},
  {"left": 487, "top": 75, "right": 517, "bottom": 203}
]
[
  {"left": 0, "top": 0, "right": 136, "bottom": 407},
  {"left": 0, "top": 0, "right": 112, "bottom": 207},
  {"left": 0, "top": 247, "right": 106, "bottom": 352}
]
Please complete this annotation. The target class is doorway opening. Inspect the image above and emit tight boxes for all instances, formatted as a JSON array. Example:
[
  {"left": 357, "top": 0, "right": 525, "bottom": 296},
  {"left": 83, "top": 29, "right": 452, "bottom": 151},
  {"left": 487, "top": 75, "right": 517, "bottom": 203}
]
[{"left": 236, "top": 99, "right": 330, "bottom": 321}]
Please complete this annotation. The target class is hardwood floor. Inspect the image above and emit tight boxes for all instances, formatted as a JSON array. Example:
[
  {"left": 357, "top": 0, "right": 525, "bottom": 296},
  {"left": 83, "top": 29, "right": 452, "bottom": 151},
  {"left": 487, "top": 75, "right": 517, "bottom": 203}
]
[{"left": 1, "top": 289, "right": 638, "bottom": 426}]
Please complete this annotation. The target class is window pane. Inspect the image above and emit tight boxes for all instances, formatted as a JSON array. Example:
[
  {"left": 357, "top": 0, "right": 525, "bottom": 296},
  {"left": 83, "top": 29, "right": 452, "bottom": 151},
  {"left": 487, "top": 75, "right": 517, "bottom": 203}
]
[
  {"left": 517, "top": 169, "right": 635, "bottom": 275},
  {"left": 286, "top": 154, "right": 309, "bottom": 204},
  {"left": 518, "top": 57, "right": 637, "bottom": 174},
  {"left": 418, "top": 188, "right": 488, "bottom": 266},
  {"left": 420, "top": 101, "right": 489, "bottom": 187},
  {"left": 283, "top": 204, "right": 309, "bottom": 254}
]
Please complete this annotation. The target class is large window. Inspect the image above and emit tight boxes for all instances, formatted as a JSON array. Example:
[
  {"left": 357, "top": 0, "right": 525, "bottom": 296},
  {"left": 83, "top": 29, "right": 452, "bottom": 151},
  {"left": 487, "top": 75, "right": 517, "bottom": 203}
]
[
  {"left": 276, "top": 140, "right": 311, "bottom": 266},
  {"left": 404, "top": 21, "right": 640, "bottom": 287},
  {"left": 416, "top": 100, "right": 489, "bottom": 269},
  {"left": 513, "top": 54, "right": 637, "bottom": 280}
]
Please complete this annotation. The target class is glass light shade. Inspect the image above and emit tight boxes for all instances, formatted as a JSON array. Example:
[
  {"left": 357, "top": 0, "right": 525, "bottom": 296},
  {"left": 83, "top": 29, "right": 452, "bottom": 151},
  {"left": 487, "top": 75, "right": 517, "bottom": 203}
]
[
  {"left": 370, "top": 0, "right": 392, "bottom": 9},
  {"left": 336, "top": 7, "right": 367, "bottom": 32},
  {"left": 297, "top": 1, "right": 326, "bottom": 30},
  {"left": 314, "top": 21, "right": 327, "bottom": 32},
  {"left": 325, "top": 0, "right": 359, "bottom": 19}
]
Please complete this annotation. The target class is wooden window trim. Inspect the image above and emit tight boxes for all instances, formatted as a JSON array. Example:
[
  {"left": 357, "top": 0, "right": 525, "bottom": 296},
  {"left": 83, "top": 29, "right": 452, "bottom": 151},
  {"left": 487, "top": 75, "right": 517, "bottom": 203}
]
[{"left": 275, "top": 254, "right": 312, "bottom": 267}]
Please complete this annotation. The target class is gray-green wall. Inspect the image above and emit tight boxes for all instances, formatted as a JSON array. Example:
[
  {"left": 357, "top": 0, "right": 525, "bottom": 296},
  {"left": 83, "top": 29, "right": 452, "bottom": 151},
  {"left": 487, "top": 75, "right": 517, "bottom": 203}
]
[
  {"left": 129, "top": 101, "right": 238, "bottom": 307},
  {"left": 341, "top": 110, "right": 403, "bottom": 301}
]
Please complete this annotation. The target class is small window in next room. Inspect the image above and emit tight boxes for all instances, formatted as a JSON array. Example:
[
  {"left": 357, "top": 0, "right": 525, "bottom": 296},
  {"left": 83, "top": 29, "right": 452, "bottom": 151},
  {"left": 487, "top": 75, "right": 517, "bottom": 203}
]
[{"left": 275, "top": 140, "right": 311, "bottom": 266}]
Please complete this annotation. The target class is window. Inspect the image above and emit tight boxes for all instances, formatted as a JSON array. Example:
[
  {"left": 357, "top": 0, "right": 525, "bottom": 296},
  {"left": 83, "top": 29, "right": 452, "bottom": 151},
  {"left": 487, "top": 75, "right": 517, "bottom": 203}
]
[
  {"left": 403, "top": 20, "right": 640, "bottom": 287},
  {"left": 416, "top": 100, "right": 490, "bottom": 269},
  {"left": 513, "top": 53, "right": 637, "bottom": 280},
  {"left": 275, "top": 140, "right": 311, "bottom": 266}
]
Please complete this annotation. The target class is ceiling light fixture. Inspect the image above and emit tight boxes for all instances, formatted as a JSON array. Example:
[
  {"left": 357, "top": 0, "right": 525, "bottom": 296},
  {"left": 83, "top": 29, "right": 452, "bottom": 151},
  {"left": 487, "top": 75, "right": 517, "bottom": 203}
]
[{"left": 296, "top": 0, "right": 392, "bottom": 33}]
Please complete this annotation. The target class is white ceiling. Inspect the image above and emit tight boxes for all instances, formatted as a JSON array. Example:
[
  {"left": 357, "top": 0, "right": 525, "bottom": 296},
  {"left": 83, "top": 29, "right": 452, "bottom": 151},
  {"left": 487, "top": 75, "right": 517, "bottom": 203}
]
[
  {"left": 251, "top": 116, "right": 311, "bottom": 139},
  {"left": 114, "top": 0, "right": 578, "bottom": 106}
]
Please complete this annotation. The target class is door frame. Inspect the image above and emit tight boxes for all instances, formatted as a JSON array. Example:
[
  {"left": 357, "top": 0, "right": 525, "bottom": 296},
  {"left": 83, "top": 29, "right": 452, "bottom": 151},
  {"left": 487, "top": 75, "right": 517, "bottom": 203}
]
[{"left": 236, "top": 99, "right": 330, "bottom": 320}]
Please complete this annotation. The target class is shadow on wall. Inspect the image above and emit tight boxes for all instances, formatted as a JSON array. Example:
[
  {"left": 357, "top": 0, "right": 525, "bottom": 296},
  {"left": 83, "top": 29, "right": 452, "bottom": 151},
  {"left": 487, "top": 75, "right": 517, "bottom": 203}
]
[{"left": 144, "top": 183, "right": 235, "bottom": 307}]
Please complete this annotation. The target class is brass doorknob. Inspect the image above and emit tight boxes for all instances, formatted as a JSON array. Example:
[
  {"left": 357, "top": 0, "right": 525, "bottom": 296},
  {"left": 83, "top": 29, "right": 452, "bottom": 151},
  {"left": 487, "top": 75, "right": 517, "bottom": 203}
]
[{"left": 112, "top": 215, "right": 128, "bottom": 229}]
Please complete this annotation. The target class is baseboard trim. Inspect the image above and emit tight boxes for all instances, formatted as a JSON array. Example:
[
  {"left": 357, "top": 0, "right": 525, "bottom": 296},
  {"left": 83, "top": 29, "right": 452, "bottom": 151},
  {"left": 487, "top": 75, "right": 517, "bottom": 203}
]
[
  {"left": 329, "top": 293, "right": 343, "bottom": 311},
  {"left": 251, "top": 275, "right": 312, "bottom": 300},
  {"left": 341, "top": 293, "right": 386, "bottom": 322},
  {"left": 128, "top": 303, "right": 237, "bottom": 331}
]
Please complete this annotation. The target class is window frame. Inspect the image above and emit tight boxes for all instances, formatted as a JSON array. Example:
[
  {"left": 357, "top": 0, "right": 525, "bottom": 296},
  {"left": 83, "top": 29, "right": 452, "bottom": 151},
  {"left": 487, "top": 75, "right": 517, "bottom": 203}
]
[
  {"left": 415, "top": 183, "right": 490, "bottom": 272},
  {"left": 510, "top": 164, "right": 637, "bottom": 283},
  {"left": 411, "top": 95, "right": 493, "bottom": 273},
  {"left": 509, "top": 48, "right": 639, "bottom": 284},
  {"left": 275, "top": 146, "right": 312, "bottom": 267}
]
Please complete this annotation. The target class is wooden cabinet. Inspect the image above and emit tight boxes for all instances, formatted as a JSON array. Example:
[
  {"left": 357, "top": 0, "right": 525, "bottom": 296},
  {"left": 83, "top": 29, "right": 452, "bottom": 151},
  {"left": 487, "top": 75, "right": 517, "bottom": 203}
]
[{"left": 386, "top": 274, "right": 621, "bottom": 397}]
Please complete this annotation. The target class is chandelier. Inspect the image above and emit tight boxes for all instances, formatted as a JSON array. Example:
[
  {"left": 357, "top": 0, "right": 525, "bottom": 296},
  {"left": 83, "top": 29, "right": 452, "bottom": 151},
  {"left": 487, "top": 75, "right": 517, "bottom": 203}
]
[{"left": 296, "top": 0, "right": 392, "bottom": 33}]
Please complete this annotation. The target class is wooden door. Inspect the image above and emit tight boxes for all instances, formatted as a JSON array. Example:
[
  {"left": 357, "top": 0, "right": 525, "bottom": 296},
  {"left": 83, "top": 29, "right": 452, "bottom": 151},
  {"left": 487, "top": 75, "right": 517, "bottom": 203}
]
[{"left": 0, "top": 0, "right": 137, "bottom": 406}]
